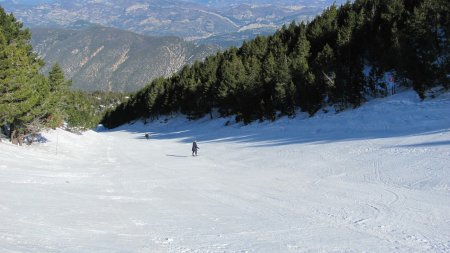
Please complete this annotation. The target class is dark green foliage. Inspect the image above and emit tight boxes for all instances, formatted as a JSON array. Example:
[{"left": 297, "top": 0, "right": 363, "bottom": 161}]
[
  {"left": 64, "top": 90, "right": 127, "bottom": 130},
  {"left": 44, "top": 63, "right": 72, "bottom": 128},
  {"left": 0, "top": 7, "right": 124, "bottom": 141},
  {"left": 0, "top": 6, "right": 47, "bottom": 140},
  {"left": 401, "top": 0, "right": 450, "bottom": 97},
  {"left": 102, "top": 0, "right": 449, "bottom": 128}
]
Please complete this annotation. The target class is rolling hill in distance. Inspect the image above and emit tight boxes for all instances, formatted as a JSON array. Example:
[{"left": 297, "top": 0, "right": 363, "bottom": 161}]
[{"left": 31, "top": 26, "right": 219, "bottom": 92}]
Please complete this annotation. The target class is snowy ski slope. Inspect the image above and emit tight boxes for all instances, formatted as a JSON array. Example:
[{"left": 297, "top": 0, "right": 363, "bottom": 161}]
[{"left": 1, "top": 90, "right": 450, "bottom": 252}]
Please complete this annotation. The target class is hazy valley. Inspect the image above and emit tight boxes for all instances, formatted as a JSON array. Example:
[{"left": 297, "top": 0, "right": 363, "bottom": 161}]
[{"left": 4, "top": 0, "right": 347, "bottom": 45}]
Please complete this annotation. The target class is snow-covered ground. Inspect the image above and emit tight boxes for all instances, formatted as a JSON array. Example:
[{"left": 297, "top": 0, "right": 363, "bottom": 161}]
[{"left": 1, "top": 90, "right": 450, "bottom": 252}]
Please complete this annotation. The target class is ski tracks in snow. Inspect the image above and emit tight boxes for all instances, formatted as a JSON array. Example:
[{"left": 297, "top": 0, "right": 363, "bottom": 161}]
[{"left": 2, "top": 89, "right": 450, "bottom": 252}]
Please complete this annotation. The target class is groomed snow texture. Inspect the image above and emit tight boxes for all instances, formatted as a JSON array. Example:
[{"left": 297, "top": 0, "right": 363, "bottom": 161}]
[{"left": 1, "top": 90, "right": 450, "bottom": 252}]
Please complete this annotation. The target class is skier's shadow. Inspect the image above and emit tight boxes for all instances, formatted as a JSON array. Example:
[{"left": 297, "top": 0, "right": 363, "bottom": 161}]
[{"left": 166, "top": 154, "right": 189, "bottom": 158}]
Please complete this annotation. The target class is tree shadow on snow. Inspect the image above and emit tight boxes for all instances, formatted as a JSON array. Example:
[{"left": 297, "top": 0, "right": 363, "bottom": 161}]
[
  {"left": 395, "top": 140, "right": 450, "bottom": 148},
  {"left": 166, "top": 154, "right": 189, "bottom": 158},
  {"left": 99, "top": 115, "right": 450, "bottom": 148}
]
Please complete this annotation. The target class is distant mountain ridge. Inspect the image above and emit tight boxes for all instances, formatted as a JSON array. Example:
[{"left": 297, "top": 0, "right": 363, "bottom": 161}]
[
  {"left": 3, "top": 0, "right": 346, "bottom": 47},
  {"left": 31, "top": 26, "right": 219, "bottom": 92}
]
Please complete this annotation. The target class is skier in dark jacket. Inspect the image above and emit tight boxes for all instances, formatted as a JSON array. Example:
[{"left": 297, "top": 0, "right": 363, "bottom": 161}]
[{"left": 192, "top": 140, "right": 199, "bottom": 156}]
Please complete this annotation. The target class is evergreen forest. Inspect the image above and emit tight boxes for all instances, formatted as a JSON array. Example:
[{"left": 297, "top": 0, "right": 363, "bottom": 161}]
[
  {"left": 0, "top": 6, "right": 126, "bottom": 143},
  {"left": 102, "top": 0, "right": 449, "bottom": 128}
]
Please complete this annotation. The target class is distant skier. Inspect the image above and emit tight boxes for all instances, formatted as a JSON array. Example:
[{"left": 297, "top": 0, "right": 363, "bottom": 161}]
[
  {"left": 145, "top": 133, "right": 150, "bottom": 139},
  {"left": 192, "top": 140, "right": 199, "bottom": 156}
]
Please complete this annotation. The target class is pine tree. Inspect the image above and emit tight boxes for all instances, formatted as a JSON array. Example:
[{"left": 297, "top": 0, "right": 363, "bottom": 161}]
[
  {"left": 45, "top": 63, "right": 71, "bottom": 127},
  {"left": 274, "top": 50, "right": 292, "bottom": 116},
  {"left": 241, "top": 54, "right": 262, "bottom": 122},
  {"left": 312, "top": 43, "right": 335, "bottom": 111},
  {"left": 261, "top": 52, "right": 277, "bottom": 120},
  {"left": 291, "top": 24, "right": 318, "bottom": 115},
  {"left": 200, "top": 55, "right": 219, "bottom": 119},
  {"left": 402, "top": 0, "right": 450, "bottom": 97},
  {"left": 0, "top": 8, "right": 47, "bottom": 142},
  {"left": 64, "top": 91, "right": 99, "bottom": 130},
  {"left": 217, "top": 49, "right": 246, "bottom": 118}
]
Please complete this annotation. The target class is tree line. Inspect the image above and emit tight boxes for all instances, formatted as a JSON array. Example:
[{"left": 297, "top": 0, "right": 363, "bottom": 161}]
[
  {"left": 102, "top": 0, "right": 449, "bottom": 129},
  {"left": 0, "top": 6, "right": 126, "bottom": 144}
]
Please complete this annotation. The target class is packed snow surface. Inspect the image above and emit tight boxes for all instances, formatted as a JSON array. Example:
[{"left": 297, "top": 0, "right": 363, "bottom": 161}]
[{"left": 1, "top": 90, "right": 450, "bottom": 252}]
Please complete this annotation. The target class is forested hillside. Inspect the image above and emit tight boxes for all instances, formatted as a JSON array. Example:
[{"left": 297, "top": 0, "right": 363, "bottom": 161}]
[
  {"left": 0, "top": 7, "right": 125, "bottom": 143},
  {"left": 102, "top": 0, "right": 449, "bottom": 129},
  {"left": 30, "top": 26, "right": 219, "bottom": 92}
]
